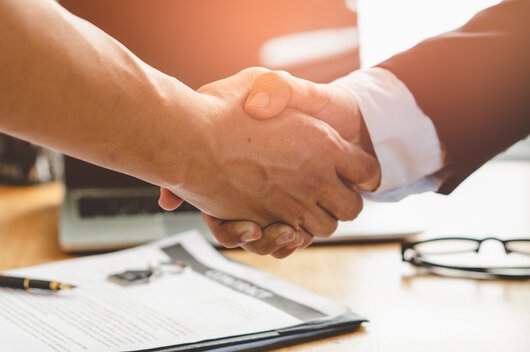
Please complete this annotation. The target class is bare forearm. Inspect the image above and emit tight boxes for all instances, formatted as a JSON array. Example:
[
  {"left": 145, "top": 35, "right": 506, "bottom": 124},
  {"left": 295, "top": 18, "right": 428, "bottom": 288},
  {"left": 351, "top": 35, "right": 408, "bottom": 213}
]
[
  {"left": 0, "top": 0, "right": 375, "bottom": 238},
  {"left": 0, "top": 0, "right": 203, "bottom": 187}
]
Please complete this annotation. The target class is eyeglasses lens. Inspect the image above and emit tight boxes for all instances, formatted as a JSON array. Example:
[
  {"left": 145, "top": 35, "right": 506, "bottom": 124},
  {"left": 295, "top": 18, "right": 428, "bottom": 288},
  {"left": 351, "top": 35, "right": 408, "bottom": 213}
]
[
  {"left": 505, "top": 240, "right": 530, "bottom": 255},
  {"left": 414, "top": 239, "right": 478, "bottom": 255}
]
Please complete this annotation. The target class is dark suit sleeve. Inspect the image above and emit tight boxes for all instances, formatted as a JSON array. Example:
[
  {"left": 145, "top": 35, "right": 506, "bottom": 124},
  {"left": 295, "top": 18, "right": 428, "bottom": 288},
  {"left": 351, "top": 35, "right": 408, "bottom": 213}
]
[{"left": 378, "top": 0, "right": 530, "bottom": 194}]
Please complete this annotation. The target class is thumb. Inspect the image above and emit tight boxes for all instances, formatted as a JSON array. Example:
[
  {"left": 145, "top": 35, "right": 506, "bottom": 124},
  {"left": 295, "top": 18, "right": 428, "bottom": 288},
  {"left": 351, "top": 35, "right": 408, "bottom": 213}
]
[
  {"left": 244, "top": 71, "right": 292, "bottom": 119},
  {"left": 158, "top": 187, "right": 184, "bottom": 211},
  {"left": 244, "top": 71, "right": 358, "bottom": 141},
  {"left": 245, "top": 70, "right": 334, "bottom": 120}
]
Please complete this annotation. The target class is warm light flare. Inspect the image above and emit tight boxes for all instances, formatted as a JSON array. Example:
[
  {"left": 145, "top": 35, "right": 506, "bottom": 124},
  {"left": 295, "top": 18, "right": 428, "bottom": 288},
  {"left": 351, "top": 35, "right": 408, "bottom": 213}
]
[{"left": 358, "top": 0, "right": 502, "bottom": 68}]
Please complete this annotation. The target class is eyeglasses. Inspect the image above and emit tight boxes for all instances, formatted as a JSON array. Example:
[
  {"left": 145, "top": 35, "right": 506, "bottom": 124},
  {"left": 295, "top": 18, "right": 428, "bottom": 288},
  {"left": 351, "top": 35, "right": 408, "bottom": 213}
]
[{"left": 401, "top": 237, "right": 530, "bottom": 279}]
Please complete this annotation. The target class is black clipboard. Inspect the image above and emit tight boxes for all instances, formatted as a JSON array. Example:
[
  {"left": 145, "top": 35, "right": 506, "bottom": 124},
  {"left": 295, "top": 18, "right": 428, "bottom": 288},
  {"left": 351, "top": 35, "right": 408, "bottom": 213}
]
[
  {"left": 130, "top": 311, "right": 366, "bottom": 352},
  {"left": 121, "top": 241, "right": 368, "bottom": 352}
]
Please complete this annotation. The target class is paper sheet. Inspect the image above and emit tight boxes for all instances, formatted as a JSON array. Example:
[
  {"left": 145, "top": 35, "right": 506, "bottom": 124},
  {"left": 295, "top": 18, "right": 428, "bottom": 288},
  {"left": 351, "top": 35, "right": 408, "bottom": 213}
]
[{"left": 0, "top": 231, "right": 348, "bottom": 352}]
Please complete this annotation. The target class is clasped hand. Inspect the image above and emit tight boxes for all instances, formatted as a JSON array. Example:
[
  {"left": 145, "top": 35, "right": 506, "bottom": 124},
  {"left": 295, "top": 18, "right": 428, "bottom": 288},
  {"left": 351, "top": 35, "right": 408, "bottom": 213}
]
[{"left": 159, "top": 68, "right": 380, "bottom": 258}]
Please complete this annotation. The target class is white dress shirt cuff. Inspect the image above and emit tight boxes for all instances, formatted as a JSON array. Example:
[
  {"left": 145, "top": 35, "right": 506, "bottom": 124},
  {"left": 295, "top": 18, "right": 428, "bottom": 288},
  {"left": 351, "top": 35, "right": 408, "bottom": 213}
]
[{"left": 332, "top": 67, "right": 444, "bottom": 200}]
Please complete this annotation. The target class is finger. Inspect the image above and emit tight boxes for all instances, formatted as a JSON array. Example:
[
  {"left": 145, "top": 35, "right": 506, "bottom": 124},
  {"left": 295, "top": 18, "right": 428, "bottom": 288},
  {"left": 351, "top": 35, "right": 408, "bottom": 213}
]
[
  {"left": 270, "top": 247, "right": 297, "bottom": 259},
  {"left": 241, "top": 223, "right": 297, "bottom": 256},
  {"left": 272, "top": 230, "right": 314, "bottom": 258},
  {"left": 301, "top": 205, "right": 338, "bottom": 238},
  {"left": 245, "top": 71, "right": 334, "bottom": 120},
  {"left": 158, "top": 187, "right": 184, "bottom": 211},
  {"left": 335, "top": 143, "right": 381, "bottom": 191},
  {"left": 202, "top": 213, "right": 262, "bottom": 248},
  {"left": 286, "top": 230, "right": 313, "bottom": 249},
  {"left": 245, "top": 71, "right": 291, "bottom": 118},
  {"left": 300, "top": 230, "right": 315, "bottom": 249},
  {"left": 318, "top": 177, "right": 364, "bottom": 221}
]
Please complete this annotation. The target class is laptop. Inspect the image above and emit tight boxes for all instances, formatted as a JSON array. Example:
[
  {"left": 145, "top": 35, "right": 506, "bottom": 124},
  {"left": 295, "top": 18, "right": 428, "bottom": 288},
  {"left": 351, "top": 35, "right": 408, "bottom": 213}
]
[{"left": 59, "top": 156, "right": 425, "bottom": 251}]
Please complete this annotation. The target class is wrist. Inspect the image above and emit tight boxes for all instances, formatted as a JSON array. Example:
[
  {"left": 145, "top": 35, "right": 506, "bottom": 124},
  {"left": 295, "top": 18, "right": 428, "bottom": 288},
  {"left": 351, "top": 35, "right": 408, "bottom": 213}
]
[{"left": 147, "top": 76, "right": 212, "bottom": 193}]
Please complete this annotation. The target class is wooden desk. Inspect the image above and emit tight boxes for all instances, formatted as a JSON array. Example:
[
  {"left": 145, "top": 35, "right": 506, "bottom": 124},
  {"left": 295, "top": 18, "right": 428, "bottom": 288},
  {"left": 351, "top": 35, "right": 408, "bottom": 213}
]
[{"left": 0, "top": 161, "right": 529, "bottom": 352}]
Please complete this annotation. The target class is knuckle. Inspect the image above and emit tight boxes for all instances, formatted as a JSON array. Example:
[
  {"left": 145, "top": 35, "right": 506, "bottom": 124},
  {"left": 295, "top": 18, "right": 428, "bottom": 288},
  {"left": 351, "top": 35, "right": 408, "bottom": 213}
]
[
  {"left": 276, "top": 69, "right": 291, "bottom": 77},
  {"left": 305, "top": 171, "right": 335, "bottom": 200},
  {"left": 310, "top": 219, "right": 338, "bottom": 238},
  {"left": 304, "top": 172, "right": 327, "bottom": 191},
  {"left": 243, "top": 66, "right": 268, "bottom": 76},
  {"left": 295, "top": 212, "right": 307, "bottom": 230},
  {"left": 321, "top": 131, "right": 343, "bottom": 158},
  {"left": 282, "top": 205, "right": 306, "bottom": 231},
  {"left": 262, "top": 70, "right": 283, "bottom": 82}
]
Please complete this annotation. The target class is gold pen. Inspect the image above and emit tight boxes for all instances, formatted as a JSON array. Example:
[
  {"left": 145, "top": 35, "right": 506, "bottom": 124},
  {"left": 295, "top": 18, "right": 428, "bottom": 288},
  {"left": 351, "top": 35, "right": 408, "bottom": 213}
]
[{"left": 0, "top": 275, "right": 76, "bottom": 291}]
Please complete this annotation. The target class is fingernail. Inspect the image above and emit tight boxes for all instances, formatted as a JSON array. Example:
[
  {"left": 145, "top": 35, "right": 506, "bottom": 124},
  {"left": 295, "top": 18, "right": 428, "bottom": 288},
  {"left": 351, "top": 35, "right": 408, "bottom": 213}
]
[
  {"left": 287, "top": 233, "right": 304, "bottom": 249},
  {"left": 247, "top": 92, "right": 270, "bottom": 108},
  {"left": 276, "top": 231, "right": 295, "bottom": 245},
  {"left": 241, "top": 231, "right": 260, "bottom": 242}
]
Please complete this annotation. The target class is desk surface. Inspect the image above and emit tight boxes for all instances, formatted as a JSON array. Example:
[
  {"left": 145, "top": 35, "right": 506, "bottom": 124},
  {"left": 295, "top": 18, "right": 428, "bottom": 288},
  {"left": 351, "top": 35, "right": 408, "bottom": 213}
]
[{"left": 0, "top": 161, "right": 529, "bottom": 352}]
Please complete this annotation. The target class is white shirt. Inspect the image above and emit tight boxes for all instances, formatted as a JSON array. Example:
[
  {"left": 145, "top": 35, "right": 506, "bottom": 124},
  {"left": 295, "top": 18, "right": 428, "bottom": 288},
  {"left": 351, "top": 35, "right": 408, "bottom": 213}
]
[{"left": 332, "top": 67, "right": 445, "bottom": 201}]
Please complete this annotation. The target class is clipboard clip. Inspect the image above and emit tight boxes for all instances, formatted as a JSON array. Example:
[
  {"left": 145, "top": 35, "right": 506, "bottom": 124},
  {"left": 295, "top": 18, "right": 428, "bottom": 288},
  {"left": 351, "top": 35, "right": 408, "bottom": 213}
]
[{"left": 108, "top": 260, "right": 189, "bottom": 287}]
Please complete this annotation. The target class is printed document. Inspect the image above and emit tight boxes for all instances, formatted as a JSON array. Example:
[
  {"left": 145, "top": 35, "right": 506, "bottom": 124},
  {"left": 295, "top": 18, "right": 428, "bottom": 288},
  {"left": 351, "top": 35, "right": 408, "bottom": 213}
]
[{"left": 0, "top": 231, "right": 353, "bottom": 352}]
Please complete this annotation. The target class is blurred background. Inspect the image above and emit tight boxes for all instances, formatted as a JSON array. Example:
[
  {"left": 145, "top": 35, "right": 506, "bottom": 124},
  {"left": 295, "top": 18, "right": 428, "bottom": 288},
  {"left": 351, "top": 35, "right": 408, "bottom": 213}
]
[{"left": 61, "top": 0, "right": 359, "bottom": 87}]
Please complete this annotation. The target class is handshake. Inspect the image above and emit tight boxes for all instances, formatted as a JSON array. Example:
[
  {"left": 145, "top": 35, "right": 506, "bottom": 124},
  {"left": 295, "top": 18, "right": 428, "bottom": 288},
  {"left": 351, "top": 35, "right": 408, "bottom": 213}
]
[{"left": 158, "top": 68, "right": 381, "bottom": 258}]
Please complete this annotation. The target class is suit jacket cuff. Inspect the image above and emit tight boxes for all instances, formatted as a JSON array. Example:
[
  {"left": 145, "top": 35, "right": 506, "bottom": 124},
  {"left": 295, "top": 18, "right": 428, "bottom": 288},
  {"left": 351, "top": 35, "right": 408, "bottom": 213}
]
[{"left": 332, "top": 67, "right": 445, "bottom": 199}]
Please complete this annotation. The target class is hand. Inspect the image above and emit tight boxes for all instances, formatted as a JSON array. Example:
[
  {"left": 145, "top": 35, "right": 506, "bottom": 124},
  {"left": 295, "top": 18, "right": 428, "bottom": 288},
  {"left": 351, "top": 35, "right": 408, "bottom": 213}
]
[
  {"left": 245, "top": 71, "right": 364, "bottom": 147},
  {"left": 159, "top": 188, "right": 313, "bottom": 259},
  {"left": 159, "top": 68, "right": 378, "bottom": 242},
  {"left": 160, "top": 190, "right": 314, "bottom": 259},
  {"left": 160, "top": 69, "right": 380, "bottom": 257},
  {"left": 204, "top": 71, "right": 381, "bottom": 256}
]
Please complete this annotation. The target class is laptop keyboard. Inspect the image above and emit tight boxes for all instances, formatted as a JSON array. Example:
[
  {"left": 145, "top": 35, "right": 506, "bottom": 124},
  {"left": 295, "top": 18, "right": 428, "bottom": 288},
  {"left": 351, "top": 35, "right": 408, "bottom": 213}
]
[{"left": 78, "top": 195, "right": 199, "bottom": 218}]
